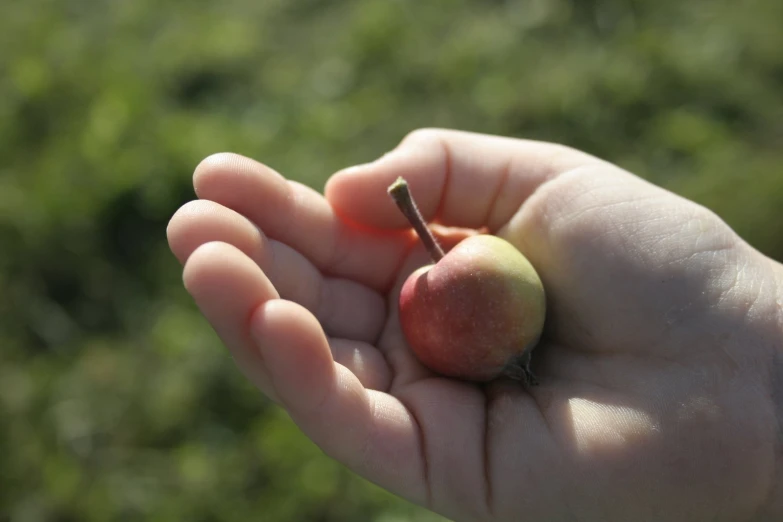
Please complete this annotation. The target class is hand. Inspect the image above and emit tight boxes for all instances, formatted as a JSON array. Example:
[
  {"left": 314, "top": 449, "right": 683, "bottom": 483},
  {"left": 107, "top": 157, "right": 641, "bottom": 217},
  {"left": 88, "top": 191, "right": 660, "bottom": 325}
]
[{"left": 167, "top": 129, "right": 783, "bottom": 522}]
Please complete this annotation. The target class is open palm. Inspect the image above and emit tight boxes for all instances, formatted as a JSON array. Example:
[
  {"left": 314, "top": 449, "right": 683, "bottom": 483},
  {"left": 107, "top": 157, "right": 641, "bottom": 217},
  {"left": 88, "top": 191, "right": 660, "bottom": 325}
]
[{"left": 167, "top": 130, "right": 782, "bottom": 522}]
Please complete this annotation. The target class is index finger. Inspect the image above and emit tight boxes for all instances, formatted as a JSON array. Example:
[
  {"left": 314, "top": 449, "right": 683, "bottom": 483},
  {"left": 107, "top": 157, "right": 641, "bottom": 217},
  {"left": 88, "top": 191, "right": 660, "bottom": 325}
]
[{"left": 325, "top": 128, "right": 602, "bottom": 232}]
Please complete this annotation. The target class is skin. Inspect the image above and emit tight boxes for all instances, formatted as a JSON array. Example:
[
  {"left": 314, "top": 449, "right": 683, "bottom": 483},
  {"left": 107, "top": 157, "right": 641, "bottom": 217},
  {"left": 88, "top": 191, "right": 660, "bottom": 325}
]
[{"left": 167, "top": 129, "right": 783, "bottom": 522}]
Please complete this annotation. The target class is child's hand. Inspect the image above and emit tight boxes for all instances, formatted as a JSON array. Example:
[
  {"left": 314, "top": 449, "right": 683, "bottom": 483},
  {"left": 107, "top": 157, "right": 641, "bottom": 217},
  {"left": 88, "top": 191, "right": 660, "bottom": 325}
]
[{"left": 168, "top": 129, "right": 783, "bottom": 522}]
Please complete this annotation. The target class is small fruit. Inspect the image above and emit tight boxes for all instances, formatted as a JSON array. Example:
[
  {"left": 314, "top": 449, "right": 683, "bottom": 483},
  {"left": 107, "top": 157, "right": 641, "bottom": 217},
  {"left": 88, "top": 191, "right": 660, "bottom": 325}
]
[{"left": 388, "top": 177, "right": 546, "bottom": 384}]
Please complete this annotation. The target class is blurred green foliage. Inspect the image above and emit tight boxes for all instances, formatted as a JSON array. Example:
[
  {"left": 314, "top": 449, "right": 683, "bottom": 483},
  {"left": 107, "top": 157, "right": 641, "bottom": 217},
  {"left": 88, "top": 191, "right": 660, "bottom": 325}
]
[{"left": 1, "top": 0, "right": 782, "bottom": 520}]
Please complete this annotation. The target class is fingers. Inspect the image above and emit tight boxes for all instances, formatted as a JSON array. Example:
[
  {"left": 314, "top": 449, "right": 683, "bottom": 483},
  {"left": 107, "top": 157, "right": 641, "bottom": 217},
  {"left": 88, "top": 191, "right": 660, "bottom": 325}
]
[
  {"left": 182, "top": 241, "right": 279, "bottom": 400},
  {"left": 168, "top": 200, "right": 386, "bottom": 343},
  {"left": 250, "top": 300, "right": 335, "bottom": 413},
  {"left": 325, "top": 128, "right": 601, "bottom": 232},
  {"left": 181, "top": 241, "right": 390, "bottom": 393},
  {"left": 250, "top": 300, "right": 430, "bottom": 506},
  {"left": 192, "top": 153, "right": 410, "bottom": 291},
  {"left": 184, "top": 243, "right": 431, "bottom": 504}
]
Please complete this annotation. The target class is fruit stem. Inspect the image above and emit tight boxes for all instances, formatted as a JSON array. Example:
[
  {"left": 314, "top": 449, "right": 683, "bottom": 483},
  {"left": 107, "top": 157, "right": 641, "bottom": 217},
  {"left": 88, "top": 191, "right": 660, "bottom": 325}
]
[{"left": 387, "top": 177, "right": 445, "bottom": 262}]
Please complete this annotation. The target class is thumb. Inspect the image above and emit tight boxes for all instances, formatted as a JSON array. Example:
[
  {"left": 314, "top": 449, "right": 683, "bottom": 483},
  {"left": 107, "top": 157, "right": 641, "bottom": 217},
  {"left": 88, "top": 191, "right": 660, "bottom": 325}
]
[{"left": 325, "top": 128, "right": 598, "bottom": 232}]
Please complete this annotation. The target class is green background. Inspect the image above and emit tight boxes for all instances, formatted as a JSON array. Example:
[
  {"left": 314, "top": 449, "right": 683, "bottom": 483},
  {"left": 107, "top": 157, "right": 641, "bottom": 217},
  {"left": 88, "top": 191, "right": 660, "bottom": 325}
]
[{"left": 1, "top": 0, "right": 782, "bottom": 520}]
